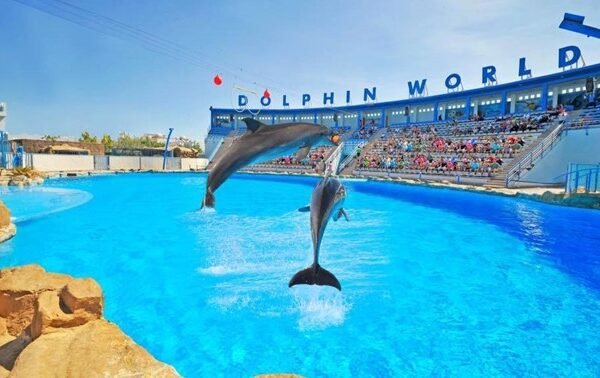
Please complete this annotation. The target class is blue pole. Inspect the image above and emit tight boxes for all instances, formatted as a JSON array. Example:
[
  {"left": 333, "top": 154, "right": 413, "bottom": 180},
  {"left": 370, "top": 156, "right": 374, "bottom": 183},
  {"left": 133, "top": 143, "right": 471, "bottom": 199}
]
[
  {"left": 163, "top": 128, "right": 174, "bottom": 170},
  {"left": 0, "top": 132, "right": 5, "bottom": 168},
  {"left": 585, "top": 170, "right": 591, "bottom": 193}
]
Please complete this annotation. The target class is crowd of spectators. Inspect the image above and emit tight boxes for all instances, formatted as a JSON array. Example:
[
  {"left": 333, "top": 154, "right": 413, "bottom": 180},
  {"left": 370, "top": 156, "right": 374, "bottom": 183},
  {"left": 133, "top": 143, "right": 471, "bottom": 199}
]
[
  {"left": 446, "top": 113, "right": 554, "bottom": 136},
  {"left": 352, "top": 120, "right": 379, "bottom": 139},
  {"left": 251, "top": 147, "right": 333, "bottom": 172},
  {"left": 567, "top": 103, "right": 600, "bottom": 129},
  {"left": 356, "top": 123, "right": 532, "bottom": 176},
  {"left": 330, "top": 126, "right": 351, "bottom": 134}
]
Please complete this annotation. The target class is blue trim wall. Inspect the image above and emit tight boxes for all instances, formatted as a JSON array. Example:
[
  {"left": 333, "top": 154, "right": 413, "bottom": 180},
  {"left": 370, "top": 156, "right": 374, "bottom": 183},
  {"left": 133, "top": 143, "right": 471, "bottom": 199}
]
[{"left": 210, "top": 63, "right": 600, "bottom": 121}]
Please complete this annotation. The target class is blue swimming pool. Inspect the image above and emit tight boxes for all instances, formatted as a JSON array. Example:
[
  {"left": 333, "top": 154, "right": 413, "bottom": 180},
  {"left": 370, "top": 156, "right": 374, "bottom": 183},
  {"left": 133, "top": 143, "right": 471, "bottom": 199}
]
[{"left": 1, "top": 173, "right": 600, "bottom": 377}]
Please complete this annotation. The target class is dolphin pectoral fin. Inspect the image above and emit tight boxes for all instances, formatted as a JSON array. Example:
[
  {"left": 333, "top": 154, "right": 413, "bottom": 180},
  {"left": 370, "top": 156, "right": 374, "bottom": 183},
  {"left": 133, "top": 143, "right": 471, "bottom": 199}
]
[
  {"left": 288, "top": 264, "right": 341, "bottom": 291},
  {"left": 298, "top": 205, "right": 310, "bottom": 212},
  {"left": 333, "top": 208, "right": 349, "bottom": 222},
  {"left": 341, "top": 208, "right": 349, "bottom": 222},
  {"left": 242, "top": 118, "right": 266, "bottom": 133},
  {"left": 295, "top": 146, "right": 311, "bottom": 161}
]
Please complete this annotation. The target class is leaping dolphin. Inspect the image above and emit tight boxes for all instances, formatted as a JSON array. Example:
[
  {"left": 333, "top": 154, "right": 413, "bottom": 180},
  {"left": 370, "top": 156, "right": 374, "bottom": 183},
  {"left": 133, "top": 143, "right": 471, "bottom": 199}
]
[
  {"left": 289, "top": 177, "right": 349, "bottom": 291},
  {"left": 202, "top": 118, "right": 340, "bottom": 208}
]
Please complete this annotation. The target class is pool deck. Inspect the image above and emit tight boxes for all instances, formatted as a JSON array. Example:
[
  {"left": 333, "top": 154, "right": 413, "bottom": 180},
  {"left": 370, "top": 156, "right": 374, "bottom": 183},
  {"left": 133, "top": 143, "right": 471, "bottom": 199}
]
[{"left": 40, "top": 169, "right": 599, "bottom": 210}]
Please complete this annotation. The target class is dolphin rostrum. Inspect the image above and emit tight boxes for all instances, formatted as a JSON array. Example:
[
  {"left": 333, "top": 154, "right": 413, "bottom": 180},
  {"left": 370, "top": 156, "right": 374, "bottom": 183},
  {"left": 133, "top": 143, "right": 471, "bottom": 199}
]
[
  {"left": 202, "top": 118, "right": 340, "bottom": 208},
  {"left": 289, "top": 177, "right": 349, "bottom": 291}
]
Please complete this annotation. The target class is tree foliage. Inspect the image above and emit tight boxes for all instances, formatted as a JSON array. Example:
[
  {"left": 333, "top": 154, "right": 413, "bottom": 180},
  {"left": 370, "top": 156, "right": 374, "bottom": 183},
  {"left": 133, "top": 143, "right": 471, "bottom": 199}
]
[
  {"left": 79, "top": 131, "right": 98, "bottom": 143},
  {"left": 101, "top": 134, "right": 114, "bottom": 150},
  {"left": 113, "top": 133, "right": 165, "bottom": 149}
]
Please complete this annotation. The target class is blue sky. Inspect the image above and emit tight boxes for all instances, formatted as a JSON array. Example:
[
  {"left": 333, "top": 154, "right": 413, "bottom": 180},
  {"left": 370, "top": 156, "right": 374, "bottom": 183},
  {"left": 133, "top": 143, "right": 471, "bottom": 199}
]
[{"left": 1, "top": 0, "right": 599, "bottom": 143}]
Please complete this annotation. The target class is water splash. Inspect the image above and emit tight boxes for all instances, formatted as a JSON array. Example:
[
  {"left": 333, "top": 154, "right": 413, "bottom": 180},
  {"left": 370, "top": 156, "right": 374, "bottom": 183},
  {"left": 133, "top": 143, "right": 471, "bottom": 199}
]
[{"left": 292, "top": 286, "right": 349, "bottom": 331}]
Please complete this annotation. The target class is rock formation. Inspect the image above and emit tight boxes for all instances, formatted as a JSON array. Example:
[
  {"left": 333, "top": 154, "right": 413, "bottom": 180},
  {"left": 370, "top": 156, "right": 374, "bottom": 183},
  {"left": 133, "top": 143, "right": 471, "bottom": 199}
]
[
  {"left": 0, "top": 169, "right": 44, "bottom": 187},
  {"left": 0, "top": 202, "right": 16, "bottom": 243},
  {"left": 0, "top": 265, "right": 179, "bottom": 377}
]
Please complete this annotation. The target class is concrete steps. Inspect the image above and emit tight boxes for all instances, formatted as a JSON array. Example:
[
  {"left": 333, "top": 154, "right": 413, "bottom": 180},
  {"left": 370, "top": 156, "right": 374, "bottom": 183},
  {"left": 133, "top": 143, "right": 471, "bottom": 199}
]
[{"left": 340, "top": 129, "right": 387, "bottom": 175}]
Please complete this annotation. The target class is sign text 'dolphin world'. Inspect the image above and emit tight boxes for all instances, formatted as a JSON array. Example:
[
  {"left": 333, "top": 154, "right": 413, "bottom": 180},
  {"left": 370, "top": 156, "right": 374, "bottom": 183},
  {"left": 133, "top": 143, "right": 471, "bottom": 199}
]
[{"left": 237, "top": 45, "right": 584, "bottom": 109}]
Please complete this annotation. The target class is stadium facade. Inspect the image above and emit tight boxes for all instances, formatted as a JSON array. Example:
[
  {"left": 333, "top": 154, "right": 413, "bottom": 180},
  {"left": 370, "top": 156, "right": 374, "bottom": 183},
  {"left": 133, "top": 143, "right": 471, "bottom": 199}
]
[
  {"left": 206, "top": 49, "right": 600, "bottom": 190},
  {"left": 209, "top": 62, "right": 599, "bottom": 131}
]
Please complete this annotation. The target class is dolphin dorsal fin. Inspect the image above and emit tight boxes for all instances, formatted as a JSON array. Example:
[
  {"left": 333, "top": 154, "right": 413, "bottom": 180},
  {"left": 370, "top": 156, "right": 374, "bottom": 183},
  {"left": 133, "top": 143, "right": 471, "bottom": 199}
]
[{"left": 243, "top": 118, "right": 266, "bottom": 133}]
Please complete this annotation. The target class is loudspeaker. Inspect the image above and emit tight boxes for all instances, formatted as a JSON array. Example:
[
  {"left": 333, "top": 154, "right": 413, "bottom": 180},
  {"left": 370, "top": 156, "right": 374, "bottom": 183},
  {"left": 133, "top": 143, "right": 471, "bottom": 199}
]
[
  {"left": 404, "top": 106, "right": 409, "bottom": 116},
  {"left": 334, "top": 113, "right": 338, "bottom": 122},
  {"left": 229, "top": 114, "right": 234, "bottom": 122},
  {"left": 586, "top": 78, "right": 594, "bottom": 93}
]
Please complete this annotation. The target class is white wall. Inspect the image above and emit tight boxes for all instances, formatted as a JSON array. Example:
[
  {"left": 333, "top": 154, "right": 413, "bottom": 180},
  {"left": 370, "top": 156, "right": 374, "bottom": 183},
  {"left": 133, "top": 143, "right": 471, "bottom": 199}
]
[
  {"left": 27, "top": 154, "right": 208, "bottom": 172},
  {"left": 521, "top": 128, "right": 600, "bottom": 184},
  {"left": 31, "top": 154, "right": 94, "bottom": 172},
  {"left": 140, "top": 157, "right": 163, "bottom": 170},
  {"left": 109, "top": 156, "right": 141, "bottom": 170},
  {"left": 181, "top": 158, "right": 208, "bottom": 170}
]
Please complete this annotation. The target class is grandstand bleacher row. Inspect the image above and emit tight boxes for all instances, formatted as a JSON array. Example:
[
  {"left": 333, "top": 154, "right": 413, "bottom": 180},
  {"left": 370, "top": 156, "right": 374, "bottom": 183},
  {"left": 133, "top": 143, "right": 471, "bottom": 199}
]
[
  {"left": 206, "top": 110, "right": 566, "bottom": 180},
  {"left": 567, "top": 103, "right": 600, "bottom": 129},
  {"left": 353, "top": 112, "right": 557, "bottom": 178},
  {"left": 247, "top": 146, "right": 335, "bottom": 173}
]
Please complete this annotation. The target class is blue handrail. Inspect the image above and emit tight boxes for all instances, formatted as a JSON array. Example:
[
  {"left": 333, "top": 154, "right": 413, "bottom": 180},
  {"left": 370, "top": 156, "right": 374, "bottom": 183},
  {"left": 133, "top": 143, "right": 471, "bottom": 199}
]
[
  {"left": 559, "top": 164, "right": 600, "bottom": 193},
  {"left": 0, "top": 131, "right": 6, "bottom": 168}
]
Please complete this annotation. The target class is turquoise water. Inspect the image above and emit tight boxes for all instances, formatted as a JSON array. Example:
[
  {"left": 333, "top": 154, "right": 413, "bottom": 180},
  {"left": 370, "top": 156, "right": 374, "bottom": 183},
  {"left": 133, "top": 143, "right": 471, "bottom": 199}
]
[{"left": 1, "top": 173, "right": 600, "bottom": 377}]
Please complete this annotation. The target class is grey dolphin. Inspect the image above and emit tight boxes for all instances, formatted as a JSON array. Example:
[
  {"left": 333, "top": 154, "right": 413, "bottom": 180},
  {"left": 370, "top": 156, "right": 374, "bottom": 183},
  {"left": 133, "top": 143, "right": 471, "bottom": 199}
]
[
  {"left": 202, "top": 118, "right": 339, "bottom": 208},
  {"left": 289, "top": 177, "right": 349, "bottom": 291}
]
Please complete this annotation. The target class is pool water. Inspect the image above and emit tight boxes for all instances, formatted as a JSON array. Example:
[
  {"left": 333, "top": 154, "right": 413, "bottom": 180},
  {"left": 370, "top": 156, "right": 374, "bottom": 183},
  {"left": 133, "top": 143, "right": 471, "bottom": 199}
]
[{"left": 1, "top": 173, "right": 600, "bottom": 377}]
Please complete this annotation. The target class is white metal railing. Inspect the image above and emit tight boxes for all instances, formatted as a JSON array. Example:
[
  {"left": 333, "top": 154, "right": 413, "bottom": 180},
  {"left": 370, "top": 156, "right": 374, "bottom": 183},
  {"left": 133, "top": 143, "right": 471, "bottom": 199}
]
[
  {"left": 324, "top": 142, "right": 344, "bottom": 175},
  {"left": 337, "top": 142, "right": 365, "bottom": 173},
  {"left": 504, "top": 121, "right": 566, "bottom": 187}
]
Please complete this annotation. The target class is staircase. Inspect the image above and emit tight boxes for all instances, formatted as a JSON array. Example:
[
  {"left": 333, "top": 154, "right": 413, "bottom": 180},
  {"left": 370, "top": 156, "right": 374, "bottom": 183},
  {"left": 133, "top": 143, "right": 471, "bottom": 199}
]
[
  {"left": 485, "top": 114, "right": 576, "bottom": 188},
  {"left": 337, "top": 142, "right": 365, "bottom": 174},
  {"left": 340, "top": 128, "right": 387, "bottom": 175}
]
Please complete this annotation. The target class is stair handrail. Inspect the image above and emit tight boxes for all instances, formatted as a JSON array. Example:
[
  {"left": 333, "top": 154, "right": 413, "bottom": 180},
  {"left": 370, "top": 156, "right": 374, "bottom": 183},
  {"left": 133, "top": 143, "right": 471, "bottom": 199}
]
[
  {"left": 324, "top": 142, "right": 344, "bottom": 175},
  {"left": 504, "top": 120, "right": 566, "bottom": 187},
  {"left": 337, "top": 142, "right": 366, "bottom": 173}
]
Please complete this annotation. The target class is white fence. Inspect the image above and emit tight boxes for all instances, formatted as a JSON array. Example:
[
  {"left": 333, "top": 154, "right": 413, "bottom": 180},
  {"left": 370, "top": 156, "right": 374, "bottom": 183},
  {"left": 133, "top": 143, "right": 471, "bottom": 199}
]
[
  {"left": 181, "top": 158, "right": 207, "bottom": 170},
  {"left": 31, "top": 154, "right": 94, "bottom": 172},
  {"left": 28, "top": 153, "right": 208, "bottom": 172},
  {"left": 109, "top": 156, "right": 141, "bottom": 170}
]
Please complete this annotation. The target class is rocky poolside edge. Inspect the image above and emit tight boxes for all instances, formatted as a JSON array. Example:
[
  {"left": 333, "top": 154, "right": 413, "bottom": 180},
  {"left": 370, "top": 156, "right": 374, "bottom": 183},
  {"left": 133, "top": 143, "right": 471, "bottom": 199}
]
[
  {"left": 0, "top": 169, "right": 44, "bottom": 187},
  {"left": 0, "top": 265, "right": 305, "bottom": 378},
  {"left": 0, "top": 264, "right": 181, "bottom": 377},
  {"left": 0, "top": 202, "right": 16, "bottom": 244}
]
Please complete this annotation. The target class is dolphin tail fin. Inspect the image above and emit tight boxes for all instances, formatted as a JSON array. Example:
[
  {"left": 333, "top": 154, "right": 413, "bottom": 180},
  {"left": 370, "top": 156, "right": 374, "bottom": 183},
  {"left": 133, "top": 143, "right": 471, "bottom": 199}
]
[
  {"left": 288, "top": 264, "right": 341, "bottom": 291},
  {"left": 202, "top": 190, "right": 215, "bottom": 208}
]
